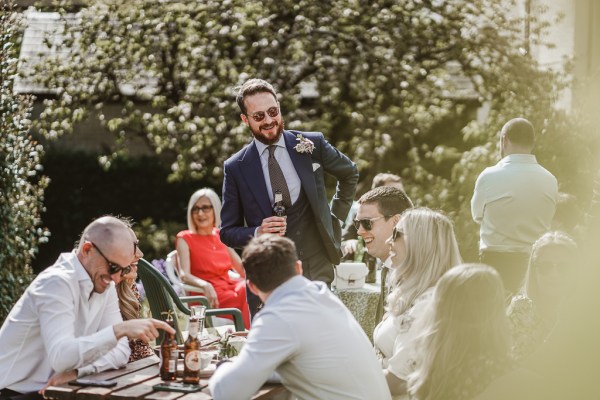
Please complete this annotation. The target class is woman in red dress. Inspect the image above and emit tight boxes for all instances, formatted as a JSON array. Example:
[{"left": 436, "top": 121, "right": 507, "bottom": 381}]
[{"left": 176, "top": 188, "right": 251, "bottom": 329}]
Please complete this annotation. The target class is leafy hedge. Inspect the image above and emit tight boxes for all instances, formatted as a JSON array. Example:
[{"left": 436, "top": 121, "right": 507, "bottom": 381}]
[
  {"left": 33, "top": 148, "right": 209, "bottom": 271},
  {"left": 0, "top": 2, "right": 48, "bottom": 323}
]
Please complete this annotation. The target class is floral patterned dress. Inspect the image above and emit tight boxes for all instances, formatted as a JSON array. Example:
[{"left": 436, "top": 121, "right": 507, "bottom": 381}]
[{"left": 128, "top": 282, "right": 154, "bottom": 362}]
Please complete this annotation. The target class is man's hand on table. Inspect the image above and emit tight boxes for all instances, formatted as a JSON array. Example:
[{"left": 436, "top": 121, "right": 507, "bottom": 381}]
[{"left": 39, "top": 369, "right": 77, "bottom": 396}]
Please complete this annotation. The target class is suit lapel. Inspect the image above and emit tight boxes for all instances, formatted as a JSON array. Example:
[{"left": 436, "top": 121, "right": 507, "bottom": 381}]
[
  {"left": 284, "top": 131, "right": 319, "bottom": 207},
  {"left": 239, "top": 142, "right": 272, "bottom": 217}
]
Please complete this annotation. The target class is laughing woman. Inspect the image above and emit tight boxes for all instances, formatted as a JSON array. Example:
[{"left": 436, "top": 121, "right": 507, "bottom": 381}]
[
  {"left": 176, "top": 188, "right": 251, "bottom": 329},
  {"left": 373, "top": 207, "right": 462, "bottom": 398}
]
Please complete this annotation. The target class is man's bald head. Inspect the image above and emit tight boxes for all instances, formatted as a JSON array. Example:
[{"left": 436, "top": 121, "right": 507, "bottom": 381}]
[{"left": 79, "top": 216, "right": 136, "bottom": 268}]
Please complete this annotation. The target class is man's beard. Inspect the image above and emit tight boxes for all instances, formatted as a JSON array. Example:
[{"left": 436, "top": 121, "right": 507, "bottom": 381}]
[{"left": 250, "top": 118, "right": 285, "bottom": 145}]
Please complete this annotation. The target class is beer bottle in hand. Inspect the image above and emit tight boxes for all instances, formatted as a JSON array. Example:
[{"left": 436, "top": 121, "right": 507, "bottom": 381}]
[
  {"left": 183, "top": 306, "right": 206, "bottom": 384},
  {"left": 159, "top": 311, "right": 178, "bottom": 381},
  {"left": 273, "top": 190, "right": 286, "bottom": 217}
]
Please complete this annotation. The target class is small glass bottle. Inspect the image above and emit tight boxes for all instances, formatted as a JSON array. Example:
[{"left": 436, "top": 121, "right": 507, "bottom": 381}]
[
  {"left": 273, "top": 190, "right": 286, "bottom": 217},
  {"left": 183, "top": 306, "right": 206, "bottom": 384},
  {"left": 159, "top": 311, "right": 178, "bottom": 381}
]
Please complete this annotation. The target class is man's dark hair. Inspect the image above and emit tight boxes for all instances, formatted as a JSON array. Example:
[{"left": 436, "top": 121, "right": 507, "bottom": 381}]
[
  {"left": 371, "top": 173, "right": 403, "bottom": 189},
  {"left": 242, "top": 235, "right": 298, "bottom": 292},
  {"left": 358, "top": 186, "right": 413, "bottom": 217},
  {"left": 502, "top": 117, "right": 535, "bottom": 147},
  {"left": 235, "top": 78, "right": 278, "bottom": 115}
]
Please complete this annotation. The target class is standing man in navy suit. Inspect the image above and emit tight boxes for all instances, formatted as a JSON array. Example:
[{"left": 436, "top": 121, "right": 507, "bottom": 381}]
[{"left": 221, "top": 78, "right": 358, "bottom": 291}]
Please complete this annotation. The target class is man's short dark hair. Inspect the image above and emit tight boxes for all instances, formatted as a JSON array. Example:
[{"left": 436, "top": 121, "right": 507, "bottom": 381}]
[
  {"left": 502, "top": 118, "right": 535, "bottom": 147},
  {"left": 358, "top": 186, "right": 413, "bottom": 217},
  {"left": 242, "top": 235, "right": 298, "bottom": 292},
  {"left": 235, "top": 78, "right": 278, "bottom": 115},
  {"left": 371, "top": 173, "right": 403, "bottom": 189}
]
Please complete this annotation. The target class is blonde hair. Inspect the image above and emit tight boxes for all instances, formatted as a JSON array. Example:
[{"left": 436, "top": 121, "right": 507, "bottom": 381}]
[
  {"left": 117, "top": 278, "right": 139, "bottom": 321},
  {"left": 387, "top": 208, "right": 462, "bottom": 316},
  {"left": 408, "top": 264, "right": 510, "bottom": 400},
  {"left": 186, "top": 188, "right": 222, "bottom": 232}
]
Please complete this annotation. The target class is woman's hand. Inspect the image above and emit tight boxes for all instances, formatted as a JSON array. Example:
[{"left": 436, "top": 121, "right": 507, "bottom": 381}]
[{"left": 202, "top": 281, "right": 220, "bottom": 308}]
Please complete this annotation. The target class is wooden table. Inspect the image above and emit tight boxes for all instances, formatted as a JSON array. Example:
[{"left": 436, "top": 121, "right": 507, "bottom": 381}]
[{"left": 44, "top": 355, "right": 289, "bottom": 400}]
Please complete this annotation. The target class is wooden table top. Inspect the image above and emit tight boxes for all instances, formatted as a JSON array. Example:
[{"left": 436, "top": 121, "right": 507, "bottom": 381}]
[{"left": 44, "top": 355, "right": 288, "bottom": 400}]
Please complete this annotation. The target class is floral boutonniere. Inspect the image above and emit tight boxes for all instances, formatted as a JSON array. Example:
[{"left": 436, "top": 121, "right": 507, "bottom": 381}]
[{"left": 294, "top": 134, "right": 315, "bottom": 154}]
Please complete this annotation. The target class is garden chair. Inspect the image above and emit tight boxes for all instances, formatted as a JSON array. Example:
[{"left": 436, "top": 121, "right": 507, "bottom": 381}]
[
  {"left": 164, "top": 250, "right": 235, "bottom": 327},
  {"left": 137, "top": 257, "right": 245, "bottom": 344},
  {"left": 164, "top": 250, "right": 205, "bottom": 295}
]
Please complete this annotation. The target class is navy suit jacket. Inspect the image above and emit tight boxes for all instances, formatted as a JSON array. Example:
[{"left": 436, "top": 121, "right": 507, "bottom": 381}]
[{"left": 220, "top": 130, "right": 358, "bottom": 264}]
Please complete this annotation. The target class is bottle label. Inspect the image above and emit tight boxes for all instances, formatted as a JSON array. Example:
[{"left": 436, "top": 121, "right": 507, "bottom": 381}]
[
  {"left": 168, "top": 349, "right": 178, "bottom": 372},
  {"left": 188, "top": 320, "right": 199, "bottom": 338},
  {"left": 185, "top": 350, "right": 201, "bottom": 371}
]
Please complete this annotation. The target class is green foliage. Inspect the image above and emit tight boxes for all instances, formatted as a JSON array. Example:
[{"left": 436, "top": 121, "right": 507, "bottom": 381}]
[
  {"left": 0, "top": 1, "right": 49, "bottom": 323},
  {"left": 31, "top": 0, "right": 598, "bottom": 259},
  {"left": 133, "top": 218, "right": 185, "bottom": 262},
  {"left": 33, "top": 149, "right": 195, "bottom": 271}
]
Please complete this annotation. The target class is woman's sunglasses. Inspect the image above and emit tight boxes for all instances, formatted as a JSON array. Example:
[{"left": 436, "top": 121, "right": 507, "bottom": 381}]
[{"left": 392, "top": 227, "right": 404, "bottom": 242}]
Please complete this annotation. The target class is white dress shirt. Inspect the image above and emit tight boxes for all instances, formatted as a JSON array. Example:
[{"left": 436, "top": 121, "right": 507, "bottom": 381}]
[
  {"left": 0, "top": 252, "right": 130, "bottom": 392},
  {"left": 255, "top": 136, "right": 301, "bottom": 206},
  {"left": 471, "top": 154, "right": 558, "bottom": 253},
  {"left": 209, "top": 275, "right": 391, "bottom": 400}
]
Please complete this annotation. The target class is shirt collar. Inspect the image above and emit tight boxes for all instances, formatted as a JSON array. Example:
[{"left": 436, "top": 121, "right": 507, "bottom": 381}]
[
  {"left": 501, "top": 154, "right": 537, "bottom": 164},
  {"left": 263, "top": 275, "right": 307, "bottom": 306},
  {"left": 254, "top": 134, "right": 286, "bottom": 157}
]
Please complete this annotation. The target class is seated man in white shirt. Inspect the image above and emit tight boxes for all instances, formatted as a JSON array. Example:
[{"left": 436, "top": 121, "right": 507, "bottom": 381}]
[
  {"left": 209, "top": 235, "right": 391, "bottom": 400},
  {"left": 0, "top": 216, "right": 174, "bottom": 399}
]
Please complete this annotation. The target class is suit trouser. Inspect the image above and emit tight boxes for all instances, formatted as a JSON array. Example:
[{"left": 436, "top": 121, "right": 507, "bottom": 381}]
[
  {"left": 480, "top": 250, "right": 529, "bottom": 295},
  {"left": 301, "top": 252, "right": 334, "bottom": 285}
]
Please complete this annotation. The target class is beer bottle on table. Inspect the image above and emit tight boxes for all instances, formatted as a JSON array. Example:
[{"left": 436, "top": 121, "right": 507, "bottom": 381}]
[
  {"left": 183, "top": 305, "right": 206, "bottom": 384},
  {"left": 273, "top": 190, "right": 286, "bottom": 217},
  {"left": 159, "top": 311, "right": 178, "bottom": 381}
]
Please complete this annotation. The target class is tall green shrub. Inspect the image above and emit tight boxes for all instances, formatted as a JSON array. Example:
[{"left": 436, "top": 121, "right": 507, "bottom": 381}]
[{"left": 0, "top": 2, "right": 49, "bottom": 323}]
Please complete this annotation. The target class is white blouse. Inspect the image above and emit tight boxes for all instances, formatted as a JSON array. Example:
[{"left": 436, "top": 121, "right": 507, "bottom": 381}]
[{"left": 373, "top": 287, "right": 434, "bottom": 380}]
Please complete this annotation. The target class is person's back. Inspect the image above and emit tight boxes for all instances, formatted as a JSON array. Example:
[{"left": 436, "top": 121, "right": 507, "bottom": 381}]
[
  {"left": 476, "top": 157, "right": 557, "bottom": 251},
  {"left": 259, "top": 275, "right": 389, "bottom": 399},
  {"left": 472, "top": 118, "right": 558, "bottom": 293},
  {"left": 209, "top": 235, "right": 391, "bottom": 400}
]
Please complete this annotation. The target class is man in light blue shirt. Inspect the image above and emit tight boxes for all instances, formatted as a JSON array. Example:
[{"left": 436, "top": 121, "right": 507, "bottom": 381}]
[
  {"left": 209, "top": 235, "right": 391, "bottom": 400},
  {"left": 471, "top": 118, "right": 558, "bottom": 293}
]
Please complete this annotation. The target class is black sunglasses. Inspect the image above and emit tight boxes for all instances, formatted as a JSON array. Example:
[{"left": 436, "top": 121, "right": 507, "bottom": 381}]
[
  {"left": 247, "top": 106, "right": 279, "bottom": 122},
  {"left": 91, "top": 242, "right": 132, "bottom": 277},
  {"left": 191, "top": 205, "right": 213, "bottom": 214},
  {"left": 353, "top": 216, "right": 391, "bottom": 231},
  {"left": 392, "top": 227, "right": 404, "bottom": 242}
]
